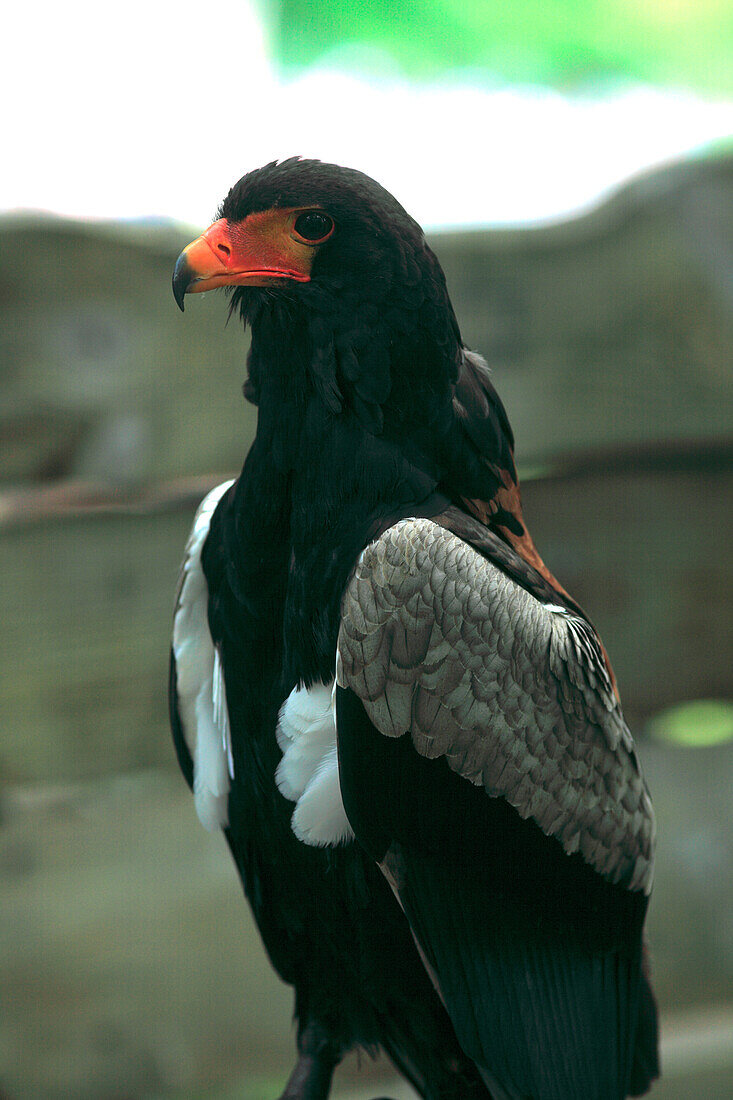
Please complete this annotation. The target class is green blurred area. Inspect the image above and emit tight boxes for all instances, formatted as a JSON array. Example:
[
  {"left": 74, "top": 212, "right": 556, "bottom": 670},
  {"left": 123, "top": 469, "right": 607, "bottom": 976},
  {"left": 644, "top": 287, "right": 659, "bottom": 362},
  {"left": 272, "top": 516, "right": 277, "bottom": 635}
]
[
  {"left": 267, "top": 0, "right": 733, "bottom": 93},
  {"left": 649, "top": 700, "right": 733, "bottom": 747}
]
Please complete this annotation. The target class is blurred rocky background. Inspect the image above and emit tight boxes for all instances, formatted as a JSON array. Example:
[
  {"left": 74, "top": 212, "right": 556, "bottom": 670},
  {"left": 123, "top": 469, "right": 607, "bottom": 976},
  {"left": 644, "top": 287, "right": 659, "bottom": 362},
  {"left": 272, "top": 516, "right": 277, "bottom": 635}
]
[{"left": 1, "top": 148, "right": 732, "bottom": 1098}]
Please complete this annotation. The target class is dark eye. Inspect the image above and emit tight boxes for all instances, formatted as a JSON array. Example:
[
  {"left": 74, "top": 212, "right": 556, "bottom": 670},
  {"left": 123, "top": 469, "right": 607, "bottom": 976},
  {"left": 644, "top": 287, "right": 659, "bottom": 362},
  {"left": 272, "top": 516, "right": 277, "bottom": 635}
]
[{"left": 293, "top": 211, "right": 334, "bottom": 243}]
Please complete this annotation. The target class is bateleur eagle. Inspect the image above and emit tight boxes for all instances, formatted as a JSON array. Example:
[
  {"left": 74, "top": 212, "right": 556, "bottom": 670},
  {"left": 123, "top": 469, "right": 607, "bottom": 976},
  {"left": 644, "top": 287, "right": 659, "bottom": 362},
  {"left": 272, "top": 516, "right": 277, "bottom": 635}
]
[{"left": 170, "top": 158, "right": 659, "bottom": 1100}]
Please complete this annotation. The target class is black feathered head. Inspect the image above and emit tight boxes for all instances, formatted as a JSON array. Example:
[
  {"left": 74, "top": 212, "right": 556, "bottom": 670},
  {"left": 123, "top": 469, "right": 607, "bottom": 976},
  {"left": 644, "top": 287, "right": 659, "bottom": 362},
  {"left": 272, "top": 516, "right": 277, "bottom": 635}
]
[
  {"left": 175, "top": 158, "right": 443, "bottom": 314},
  {"left": 173, "top": 158, "right": 470, "bottom": 449},
  {"left": 172, "top": 158, "right": 536, "bottom": 552}
]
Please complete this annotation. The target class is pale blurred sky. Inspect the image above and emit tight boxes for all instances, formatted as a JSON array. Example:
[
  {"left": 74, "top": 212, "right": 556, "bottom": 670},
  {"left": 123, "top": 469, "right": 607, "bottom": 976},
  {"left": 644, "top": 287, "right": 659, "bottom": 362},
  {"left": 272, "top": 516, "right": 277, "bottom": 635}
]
[{"left": 6, "top": 0, "right": 733, "bottom": 229}]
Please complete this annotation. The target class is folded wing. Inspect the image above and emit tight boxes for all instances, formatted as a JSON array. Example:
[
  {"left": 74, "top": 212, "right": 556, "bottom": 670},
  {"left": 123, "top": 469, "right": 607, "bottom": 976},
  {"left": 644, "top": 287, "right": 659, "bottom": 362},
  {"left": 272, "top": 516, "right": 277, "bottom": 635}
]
[{"left": 335, "top": 514, "right": 657, "bottom": 1099}]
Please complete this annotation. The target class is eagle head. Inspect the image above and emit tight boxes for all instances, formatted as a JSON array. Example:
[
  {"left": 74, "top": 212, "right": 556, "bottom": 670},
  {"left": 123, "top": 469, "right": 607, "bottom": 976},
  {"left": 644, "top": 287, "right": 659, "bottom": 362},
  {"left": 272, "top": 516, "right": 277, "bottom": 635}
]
[
  {"left": 173, "top": 159, "right": 461, "bottom": 407},
  {"left": 172, "top": 158, "right": 530, "bottom": 547}
]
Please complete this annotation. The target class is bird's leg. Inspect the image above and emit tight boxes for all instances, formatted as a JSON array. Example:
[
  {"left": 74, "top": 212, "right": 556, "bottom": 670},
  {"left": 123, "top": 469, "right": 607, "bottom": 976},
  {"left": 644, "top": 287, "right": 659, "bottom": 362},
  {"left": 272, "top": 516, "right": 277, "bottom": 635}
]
[{"left": 278, "top": 1020, "right": 340, "bottom": 1100}]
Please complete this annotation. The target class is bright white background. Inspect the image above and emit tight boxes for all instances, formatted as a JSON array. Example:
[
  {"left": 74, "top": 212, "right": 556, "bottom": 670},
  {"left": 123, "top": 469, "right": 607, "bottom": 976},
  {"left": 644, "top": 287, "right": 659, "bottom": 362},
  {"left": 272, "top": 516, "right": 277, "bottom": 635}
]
[{"left": 6, "top": 0, "right": 733, "bottom": 228}]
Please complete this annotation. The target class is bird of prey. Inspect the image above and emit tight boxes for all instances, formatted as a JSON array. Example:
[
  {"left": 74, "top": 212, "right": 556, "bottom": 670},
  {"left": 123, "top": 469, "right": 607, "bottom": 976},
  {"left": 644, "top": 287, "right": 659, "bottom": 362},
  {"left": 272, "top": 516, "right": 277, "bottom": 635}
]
[{"left": 170, "top": 158, "right": 659, "bottom": 1100}]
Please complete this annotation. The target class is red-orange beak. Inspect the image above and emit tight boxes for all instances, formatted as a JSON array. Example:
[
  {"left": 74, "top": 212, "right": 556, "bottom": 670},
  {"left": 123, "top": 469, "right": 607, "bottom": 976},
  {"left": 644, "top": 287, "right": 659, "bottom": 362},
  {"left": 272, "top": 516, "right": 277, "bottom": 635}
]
[{"left": 172, "top": 211, "right": 315, "bottom": 311}]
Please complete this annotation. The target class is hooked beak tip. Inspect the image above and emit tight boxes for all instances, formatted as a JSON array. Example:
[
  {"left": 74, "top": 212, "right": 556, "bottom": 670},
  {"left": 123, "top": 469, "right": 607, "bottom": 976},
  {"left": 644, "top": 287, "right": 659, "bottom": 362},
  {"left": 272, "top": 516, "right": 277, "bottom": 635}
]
[{"left": 172, "top": 252, "right": 192, "bottom": 312}]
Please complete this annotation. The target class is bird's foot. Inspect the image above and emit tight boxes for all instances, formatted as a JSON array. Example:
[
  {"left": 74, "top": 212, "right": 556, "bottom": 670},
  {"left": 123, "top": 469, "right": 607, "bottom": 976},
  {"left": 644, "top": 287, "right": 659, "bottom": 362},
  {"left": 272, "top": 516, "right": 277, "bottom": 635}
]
[
  {"left": 277, "top": 1021, "right": 340, "bottom": 1100},
  {"left": 277, "top": 1055, "right": 335, "bottom": 1100},
  {"left": 276, "top": 1063, "right": 330, "bottom": 1100}
]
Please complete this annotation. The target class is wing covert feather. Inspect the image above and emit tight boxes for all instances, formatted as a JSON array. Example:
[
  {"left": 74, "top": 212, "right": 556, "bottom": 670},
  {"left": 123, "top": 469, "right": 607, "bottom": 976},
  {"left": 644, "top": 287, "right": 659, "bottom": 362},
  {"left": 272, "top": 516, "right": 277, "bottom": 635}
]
[{"left": 337, "top": 517, "right": 654, "bottom": 893}]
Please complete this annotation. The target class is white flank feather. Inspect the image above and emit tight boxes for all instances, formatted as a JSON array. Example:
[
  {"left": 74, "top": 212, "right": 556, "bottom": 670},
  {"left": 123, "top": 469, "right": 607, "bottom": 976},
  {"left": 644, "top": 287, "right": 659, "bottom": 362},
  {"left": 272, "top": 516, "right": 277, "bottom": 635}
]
[
  {"left": 172, "top": 480, "right": 234, "bottom": 831},
  {"left": 276, "top": 681, "right": 354, "bottom": 847}
]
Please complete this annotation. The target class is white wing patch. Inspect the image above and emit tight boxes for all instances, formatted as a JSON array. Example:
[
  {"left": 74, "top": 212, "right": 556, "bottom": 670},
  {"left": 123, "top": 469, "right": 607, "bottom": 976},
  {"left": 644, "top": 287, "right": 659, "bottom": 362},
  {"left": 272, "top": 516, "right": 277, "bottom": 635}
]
[
  {"left": 172, "top": 480, "right": 235, "bottom": 831},
  {"left": 276, "top": 681, "right": 355, "bottom": 847}
]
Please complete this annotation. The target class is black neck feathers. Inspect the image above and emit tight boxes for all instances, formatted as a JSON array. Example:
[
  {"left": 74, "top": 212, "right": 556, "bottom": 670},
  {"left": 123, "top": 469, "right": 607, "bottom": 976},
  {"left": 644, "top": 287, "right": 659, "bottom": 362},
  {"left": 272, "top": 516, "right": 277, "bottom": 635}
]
[{"left": 214, "top": 267, "right": 520, "bottom": 693}]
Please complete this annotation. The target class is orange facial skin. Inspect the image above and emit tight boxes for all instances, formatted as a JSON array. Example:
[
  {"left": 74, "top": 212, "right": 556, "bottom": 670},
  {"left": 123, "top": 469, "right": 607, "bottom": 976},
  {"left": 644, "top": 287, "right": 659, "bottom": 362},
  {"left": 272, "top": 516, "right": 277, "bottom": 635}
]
[{"left": 172, "top": 207, "right": 332, "bottom": 309}]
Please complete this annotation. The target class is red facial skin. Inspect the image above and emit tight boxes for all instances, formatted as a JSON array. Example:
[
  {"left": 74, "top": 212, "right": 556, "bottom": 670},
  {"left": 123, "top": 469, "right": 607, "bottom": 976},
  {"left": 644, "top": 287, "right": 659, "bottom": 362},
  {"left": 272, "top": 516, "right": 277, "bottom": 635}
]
[{"left": 174, "top": 208, "right": 333, "bottom": 296}]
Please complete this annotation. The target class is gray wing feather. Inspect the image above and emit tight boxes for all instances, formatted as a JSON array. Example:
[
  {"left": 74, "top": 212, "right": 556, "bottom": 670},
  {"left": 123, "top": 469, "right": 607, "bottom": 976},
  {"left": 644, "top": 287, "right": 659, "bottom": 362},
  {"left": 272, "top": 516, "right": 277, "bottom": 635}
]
[{"left": 337, "top": 518, "right": 654, "bottom": 894}]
